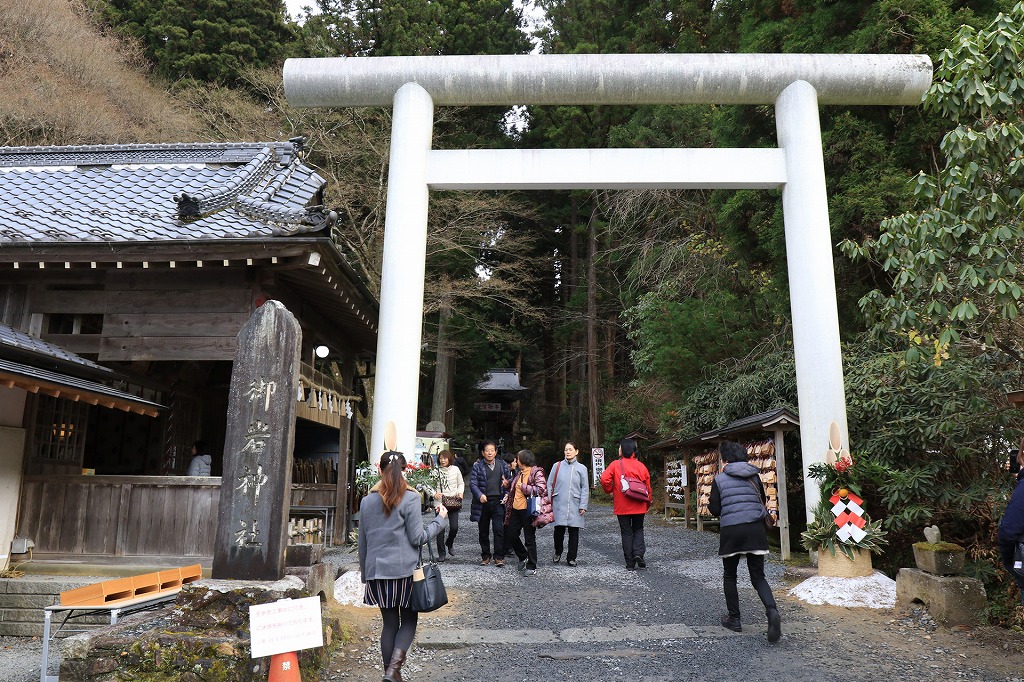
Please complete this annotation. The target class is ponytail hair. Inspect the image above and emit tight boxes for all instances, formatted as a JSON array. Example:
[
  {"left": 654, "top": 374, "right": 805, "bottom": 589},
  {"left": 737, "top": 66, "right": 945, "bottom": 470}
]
[{"left": 378, "top": 451, "right": 408, "bottom": 515}]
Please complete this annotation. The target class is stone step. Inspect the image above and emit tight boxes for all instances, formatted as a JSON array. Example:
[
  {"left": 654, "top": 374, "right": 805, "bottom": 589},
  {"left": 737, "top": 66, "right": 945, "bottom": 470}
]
[
  {"left": 0, "top": 576, "right": 97, "bottom": 637},
  {"left": 416, "top": 620, "right": 824, "bottom": 648}
]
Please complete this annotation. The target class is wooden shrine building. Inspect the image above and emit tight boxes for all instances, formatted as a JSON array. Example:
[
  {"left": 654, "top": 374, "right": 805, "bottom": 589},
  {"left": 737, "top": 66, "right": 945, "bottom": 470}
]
[{"left": 0, "top": 140, "right": 377, "bottom": 568}]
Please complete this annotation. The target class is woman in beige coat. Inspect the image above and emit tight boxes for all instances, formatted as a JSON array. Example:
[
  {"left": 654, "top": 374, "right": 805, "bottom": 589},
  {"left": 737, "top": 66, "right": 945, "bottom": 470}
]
[{"left": 431, "top": 449, "right": 465, "bottom": 560}]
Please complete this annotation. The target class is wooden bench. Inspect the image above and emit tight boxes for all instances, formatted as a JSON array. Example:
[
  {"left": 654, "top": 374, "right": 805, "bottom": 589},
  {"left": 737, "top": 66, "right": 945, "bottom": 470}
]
[{"left": 40, "top": 564, "right": 202, "bottom": 682}]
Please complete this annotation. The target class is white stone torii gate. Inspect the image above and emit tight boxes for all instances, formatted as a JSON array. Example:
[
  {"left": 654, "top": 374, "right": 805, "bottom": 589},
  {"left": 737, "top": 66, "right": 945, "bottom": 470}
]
[{"left": 283, "top": 53, "right": 933, "bottom": 522}]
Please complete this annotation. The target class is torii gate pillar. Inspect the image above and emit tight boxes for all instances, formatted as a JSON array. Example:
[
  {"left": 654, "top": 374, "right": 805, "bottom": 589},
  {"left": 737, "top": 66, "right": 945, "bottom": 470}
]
[{"left": 283, "top": 53, "right": 932, "bottom": 523}]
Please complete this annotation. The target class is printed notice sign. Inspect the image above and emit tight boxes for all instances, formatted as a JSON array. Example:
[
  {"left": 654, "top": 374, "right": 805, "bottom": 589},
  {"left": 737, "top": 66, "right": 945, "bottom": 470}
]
[
  {"left": 591, "top": 448, "right": 605, "bottom": 487},
  {"left": 249, "top": 596, "right": 324, "bottom": 658}
]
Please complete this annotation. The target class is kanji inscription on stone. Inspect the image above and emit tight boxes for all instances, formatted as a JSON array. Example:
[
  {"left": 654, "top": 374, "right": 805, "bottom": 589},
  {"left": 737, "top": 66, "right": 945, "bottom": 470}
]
[{"left": 212, "top": 300, "right": 301, "bottom": 580}]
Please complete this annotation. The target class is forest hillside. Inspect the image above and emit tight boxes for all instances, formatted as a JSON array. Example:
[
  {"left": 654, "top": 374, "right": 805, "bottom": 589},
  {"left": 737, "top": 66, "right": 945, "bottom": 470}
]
[{"left": 0, "top": 0, "right": 201, "bottom": 144}]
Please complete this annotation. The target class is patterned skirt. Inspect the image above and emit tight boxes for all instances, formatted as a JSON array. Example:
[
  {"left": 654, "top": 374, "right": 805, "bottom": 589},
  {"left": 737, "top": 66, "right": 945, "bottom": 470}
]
[{"left": 363, "top": 577, "right": 413, "bottom": 609}]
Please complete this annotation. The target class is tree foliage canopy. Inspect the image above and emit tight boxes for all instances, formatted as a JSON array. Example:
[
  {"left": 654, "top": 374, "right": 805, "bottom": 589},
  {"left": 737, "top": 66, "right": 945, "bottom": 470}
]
[
  {"left": 844, "top": 4, "right": 1024, "bottom": 364},
  {"left": 100, "top": 0, "right": 294, "bottom": 83}
]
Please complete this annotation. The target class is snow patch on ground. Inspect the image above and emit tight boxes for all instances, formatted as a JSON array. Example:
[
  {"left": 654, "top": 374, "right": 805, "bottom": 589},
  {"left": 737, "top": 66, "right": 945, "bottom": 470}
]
[
  {"left": 334, "top": 569, "right": 371, "bottom": 607},
  {"left": 789, "top": 571, "right": 896, "bottom": 609}
]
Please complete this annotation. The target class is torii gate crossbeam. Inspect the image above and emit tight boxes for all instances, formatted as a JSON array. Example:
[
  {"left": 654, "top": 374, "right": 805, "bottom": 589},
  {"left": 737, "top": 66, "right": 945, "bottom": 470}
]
[{"left": 283, "top": 53, "right": 933, "bottom": 524}]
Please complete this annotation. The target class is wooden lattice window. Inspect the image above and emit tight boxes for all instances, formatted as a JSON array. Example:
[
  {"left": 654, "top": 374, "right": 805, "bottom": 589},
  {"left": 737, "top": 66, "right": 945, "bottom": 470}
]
[{"left": 30, "top": 394, "right": 89, "bottom": 466}]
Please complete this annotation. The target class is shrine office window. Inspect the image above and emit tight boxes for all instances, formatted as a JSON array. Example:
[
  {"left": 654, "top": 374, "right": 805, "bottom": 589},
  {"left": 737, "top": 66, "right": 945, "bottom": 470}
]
[{"left": 25, "top": 394, "right": 89, "bottom": 475}]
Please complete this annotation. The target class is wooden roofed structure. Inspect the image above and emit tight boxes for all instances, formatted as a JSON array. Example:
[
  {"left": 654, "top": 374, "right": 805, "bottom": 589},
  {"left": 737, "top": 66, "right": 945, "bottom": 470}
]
[
  {"left": 0, "top": 140, "right": 377, "bottom": 569},
  {"left": 652, "top": 408, "right": 799, "bottom": 559}
]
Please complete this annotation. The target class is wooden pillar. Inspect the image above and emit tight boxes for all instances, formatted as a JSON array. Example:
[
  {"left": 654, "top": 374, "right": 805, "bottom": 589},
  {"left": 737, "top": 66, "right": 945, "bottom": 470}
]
[
  {"left": 333, "top": 356, "right": 354, "bottom": 544},
  {"left": 212, "top": 301, "right": 301, "bottom": 580},
  {"left": 774, "top": 428, "right": 791, "bottom": 560}
]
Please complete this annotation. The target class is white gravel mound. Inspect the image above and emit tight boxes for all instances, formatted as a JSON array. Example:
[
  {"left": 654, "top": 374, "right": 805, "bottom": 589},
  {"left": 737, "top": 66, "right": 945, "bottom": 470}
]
[{"left": 789, "top": 570, "right": 896, "bottom": 608}]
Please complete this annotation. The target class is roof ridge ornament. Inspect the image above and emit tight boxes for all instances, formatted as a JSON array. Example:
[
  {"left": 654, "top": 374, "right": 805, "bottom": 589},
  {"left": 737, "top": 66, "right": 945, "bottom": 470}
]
[{"left": 175, "top": 147, "right": 276, "bottom": 218}]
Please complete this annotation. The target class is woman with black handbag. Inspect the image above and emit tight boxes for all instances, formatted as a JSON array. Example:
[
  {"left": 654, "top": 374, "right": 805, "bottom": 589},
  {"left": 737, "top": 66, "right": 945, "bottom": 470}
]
[
  {"left": 431, "top": 449, "right": 465, "bottom": 561},
  {"left": 359, "top": 451, "right": 448, "bottom": 682}
]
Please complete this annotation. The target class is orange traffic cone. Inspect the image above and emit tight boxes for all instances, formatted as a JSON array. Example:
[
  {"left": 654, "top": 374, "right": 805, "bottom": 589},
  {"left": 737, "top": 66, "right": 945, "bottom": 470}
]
[{"left": 268, "top": 651, "right": 301, "bottom": 681}]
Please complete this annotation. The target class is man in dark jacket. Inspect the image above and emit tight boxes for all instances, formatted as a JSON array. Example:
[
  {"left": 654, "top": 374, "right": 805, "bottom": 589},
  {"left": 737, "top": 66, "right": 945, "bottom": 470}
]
[
  {"left": 998, "top": 450, "right": 1024, "bottom": 608},
  {"left": 469, "top": 441, "right": 511, "bottom": 567}
]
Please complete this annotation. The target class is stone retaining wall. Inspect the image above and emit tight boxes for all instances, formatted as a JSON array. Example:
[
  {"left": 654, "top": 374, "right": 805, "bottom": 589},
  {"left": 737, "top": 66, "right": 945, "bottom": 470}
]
[{"left": 0, "top": 576, "right": 100, "bottom": 637}]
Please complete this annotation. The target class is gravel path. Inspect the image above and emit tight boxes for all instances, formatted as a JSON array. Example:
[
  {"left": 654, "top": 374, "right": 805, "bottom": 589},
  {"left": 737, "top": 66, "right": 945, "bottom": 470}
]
[
  {"left": 325, "top": 504, "right": 1024, "bottom": 682},
  {"left": 6, "top": 504, "right": 1022, "bottom": 681}
]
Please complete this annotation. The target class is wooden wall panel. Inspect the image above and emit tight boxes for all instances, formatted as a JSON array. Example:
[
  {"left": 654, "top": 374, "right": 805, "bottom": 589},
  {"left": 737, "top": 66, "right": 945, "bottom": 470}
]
[
  {"left": 103, "top": 313, "right": 249, "bottom": 338},
  {"left": 59, "top": 483, "right": 88, "bottom": 554},
  {"left": 39, "top": 481, "right": 66, "bottom": 551},
  {"left": 103, "top": 270, "right": 249, "bottom": 291},
  {"left": 39, "top": 334, "right": 102, "bottom": 355},
  {"left": 17, "top": 480, "right": 43, "bottom": 548},
  {"left": 82, "top": 484, "right": 121, "bottom": 555},
  {"left": 99, "top": 336, "right": 237, "bottom": 362},
  {"left": 184, "top": 486, "right": 218, "bottom": 556},
  {"left": 31, "top": 289, "right": 252, "bottom": 315},
  {"left": 17, "top": 477, "right": 260, "bottom": 558}
]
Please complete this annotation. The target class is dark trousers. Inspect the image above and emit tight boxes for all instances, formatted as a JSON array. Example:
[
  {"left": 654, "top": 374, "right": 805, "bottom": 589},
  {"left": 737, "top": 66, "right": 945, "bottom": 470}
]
[
  {"left": 617, "top": 513, "right": 646, "bottom": 563},
  {"left": 506, "top": 508, "right": 538, "bottom": 569},
  {"left": 379, "top": 606, "right": 418, "bottom": 665},
  {"left": 437, "top": 508, "right": 459, "bottom": 558},
  {"left": 722, "top": 553, "right": 777, "bottom": 619},
  {"left": 477, "top": 500, "right": 504, "bottom": 560},
  {"left": 1000, "top": 545, "right": 1024, "bottom": 607},
  {"left": 553, "top": 525, "right": 580, "bottom": 562}
]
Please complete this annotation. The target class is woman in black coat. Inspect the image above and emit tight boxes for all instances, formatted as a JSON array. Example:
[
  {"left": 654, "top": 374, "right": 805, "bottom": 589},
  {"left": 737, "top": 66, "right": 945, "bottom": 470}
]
[{"left": 709, "top": 440, "right": 781, "bottom": 643}]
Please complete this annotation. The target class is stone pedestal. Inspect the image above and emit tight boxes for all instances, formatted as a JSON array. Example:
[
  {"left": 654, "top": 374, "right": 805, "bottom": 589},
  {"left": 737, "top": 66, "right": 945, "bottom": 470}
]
[
  {"left": 912, "top": 543, "right": 966, "bottom": 576},
  {"left": 59, "top": 576, "right": 338, "bottom": 681},
  {"left": 895, "top": 567, "right": 986, "bottom": 626}
]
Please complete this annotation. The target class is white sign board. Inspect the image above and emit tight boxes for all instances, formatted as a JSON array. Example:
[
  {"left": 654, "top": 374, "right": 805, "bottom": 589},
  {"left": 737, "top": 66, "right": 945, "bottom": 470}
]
[
  {"left": 591, "top": 448, "right": 605, "bottom": 487},
  {"left": 249, "top": 596, "right": 324, "bottom": 658}
]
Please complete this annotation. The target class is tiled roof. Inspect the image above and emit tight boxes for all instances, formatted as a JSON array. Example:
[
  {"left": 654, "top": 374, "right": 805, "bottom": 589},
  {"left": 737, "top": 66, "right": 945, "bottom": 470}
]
[
  {"left": 476, "top": 368, "right": 528, "bottom": 393},
  {"left": 0, "top": 140, "right": 335, "bottom": 243},
  {"left": 0, "top": 358, "right": 164, "bottom": 416},
  {"left": 0, "top": 321, "right": 105, "bottom": 371}
]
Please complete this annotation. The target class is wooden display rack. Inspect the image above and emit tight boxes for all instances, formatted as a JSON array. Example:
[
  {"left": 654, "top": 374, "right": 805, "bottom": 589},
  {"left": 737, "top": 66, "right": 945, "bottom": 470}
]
[{"left": 665, "top": 408, "right": 798, "bottom": 560}]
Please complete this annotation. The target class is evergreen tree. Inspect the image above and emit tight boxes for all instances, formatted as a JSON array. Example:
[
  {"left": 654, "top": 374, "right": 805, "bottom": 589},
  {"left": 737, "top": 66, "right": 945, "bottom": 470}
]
[
  {"left": 844, "top": 4, "right": 1024, "bottom": 361},
  {"left": 101, "top": 0, "right": 295, "bottom": 83}
]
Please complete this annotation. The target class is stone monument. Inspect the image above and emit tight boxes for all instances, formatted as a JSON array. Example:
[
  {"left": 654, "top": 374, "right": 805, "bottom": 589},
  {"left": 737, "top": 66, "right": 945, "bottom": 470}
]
[{"left": 213, "top": 300, "right": 301, "bottom": 581}]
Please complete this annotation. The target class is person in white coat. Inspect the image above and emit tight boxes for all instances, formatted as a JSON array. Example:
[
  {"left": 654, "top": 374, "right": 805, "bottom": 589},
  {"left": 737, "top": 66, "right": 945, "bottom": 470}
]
[
  {"left": 431, "top": 449, "right": 465, "bottom": 561},
  {"left": 548, "top": 441, "right": 589, "bottom": 566},
  {"left": 186, "top": 440, "right": 212, "bottom": 476}
]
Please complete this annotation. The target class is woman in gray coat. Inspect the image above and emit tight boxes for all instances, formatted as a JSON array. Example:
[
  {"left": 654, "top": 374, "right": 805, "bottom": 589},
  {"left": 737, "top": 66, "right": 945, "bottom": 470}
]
[
  {"left": 548, "top": 441, "right": 589, "bottom": 566},
  {"left": 359, "top": 452, "right": 448, "bottom": 682}
]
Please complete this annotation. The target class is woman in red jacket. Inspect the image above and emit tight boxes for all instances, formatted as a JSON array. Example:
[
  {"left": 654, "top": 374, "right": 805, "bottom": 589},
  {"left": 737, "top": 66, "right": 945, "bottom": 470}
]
[{"left": 600, "top": 437, "right": 652, "bottom": 570}]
